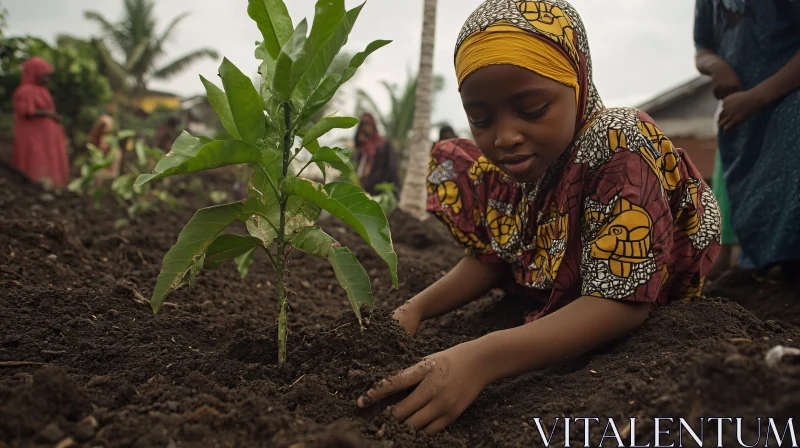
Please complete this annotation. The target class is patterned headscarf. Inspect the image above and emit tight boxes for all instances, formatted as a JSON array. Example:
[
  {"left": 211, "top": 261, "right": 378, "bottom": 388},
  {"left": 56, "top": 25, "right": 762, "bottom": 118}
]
[{"left": 454, "top": 0, "right": 605, "bottom": 129}]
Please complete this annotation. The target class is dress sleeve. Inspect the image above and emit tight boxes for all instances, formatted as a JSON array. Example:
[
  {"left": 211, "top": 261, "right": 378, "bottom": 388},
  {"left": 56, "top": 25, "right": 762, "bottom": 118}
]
[
  {"left": 694, "top": 0, "right": 715, "bottom": 51},
  {"left": 426, "top": 139, "right": 505, "bottom": 266},
  {"left": 579, "top": 123, "right": 673, "bottom": 303},
  {"left": 12, "top": 87, "right": 37, "bottom": 118}
]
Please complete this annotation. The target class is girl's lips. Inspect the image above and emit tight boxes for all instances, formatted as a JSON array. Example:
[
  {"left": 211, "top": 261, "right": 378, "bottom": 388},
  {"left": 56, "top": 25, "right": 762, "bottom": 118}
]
[{"left": 501, "top": 154, "right": 536, "bottom": 177}]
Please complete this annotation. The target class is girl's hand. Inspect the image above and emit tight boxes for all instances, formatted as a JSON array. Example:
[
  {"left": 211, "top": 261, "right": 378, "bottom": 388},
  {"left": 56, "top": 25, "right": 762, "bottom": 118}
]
[
  {"left": 709, "top": 60, "right": 743, "bottom": 100},
  {"left": 392, "top": 303, "right": 422, "bottom": 336},
  {"left": 356, "top": 341, "right": 490, "bottom": 435},
  {"left": 719, "top": 90, "right": 766, "bottom": 132}
]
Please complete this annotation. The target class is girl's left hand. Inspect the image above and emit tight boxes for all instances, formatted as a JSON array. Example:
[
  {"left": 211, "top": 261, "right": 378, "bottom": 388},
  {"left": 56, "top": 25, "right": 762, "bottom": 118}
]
[
  {"left": 719, "top": 90, "right": 766, "bottom": 132},
  {"left": 356, "top": 341, "right": 490, "bottom": 435}
]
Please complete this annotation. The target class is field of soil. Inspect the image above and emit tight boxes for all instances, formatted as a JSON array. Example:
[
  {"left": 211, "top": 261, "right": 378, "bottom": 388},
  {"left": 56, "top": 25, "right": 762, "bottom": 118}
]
[{"left": 2, "top": 160, "right": 799, "bottom": 447}]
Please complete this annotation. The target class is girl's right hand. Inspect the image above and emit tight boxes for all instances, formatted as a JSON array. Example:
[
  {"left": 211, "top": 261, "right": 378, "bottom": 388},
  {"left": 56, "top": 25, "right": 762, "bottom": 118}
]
[
  {"left": 709, "top": 61, "right": 743, "bottom": 100},
  {"left": 392, "top": 303, "right": 423, "bottom": 337}
]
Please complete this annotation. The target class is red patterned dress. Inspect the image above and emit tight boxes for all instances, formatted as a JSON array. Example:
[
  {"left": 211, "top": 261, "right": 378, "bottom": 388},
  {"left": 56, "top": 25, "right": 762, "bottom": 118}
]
[{"left": 427, "top": 109, "right": 722, "bottom": 322}]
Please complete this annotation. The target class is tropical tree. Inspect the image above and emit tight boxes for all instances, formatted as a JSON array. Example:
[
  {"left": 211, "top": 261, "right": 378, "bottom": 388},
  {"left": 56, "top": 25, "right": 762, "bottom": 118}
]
[
  {"left": 84, "top": 0, "right": 219, "bottom": 97},
  {"left": 355, "top": 72, "right": 444, "bottom": 167},
  {"left": 0, "top": 3, "right": 7, "bottom": 37},
  {"left": 399, "top": 0, "right": 438, "bottom": 218}
]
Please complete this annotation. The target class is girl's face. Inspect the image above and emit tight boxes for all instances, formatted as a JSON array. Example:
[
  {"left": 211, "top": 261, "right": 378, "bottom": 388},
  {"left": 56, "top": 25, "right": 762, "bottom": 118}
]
[
  {"left": 38, "top": 72, "right": 52, "bottom": 86},
  {"left": 357, "top": 122, "right": 375, "bottom": 146},
  {"left": 460, "top": 64, "right": 577, "bottom": 183}
]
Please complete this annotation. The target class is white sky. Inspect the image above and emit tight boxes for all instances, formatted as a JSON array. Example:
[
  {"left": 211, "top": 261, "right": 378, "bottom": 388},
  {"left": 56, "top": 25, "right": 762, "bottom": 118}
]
[{"left": 5, "top": 0, "right": 701, "bottom": 137}]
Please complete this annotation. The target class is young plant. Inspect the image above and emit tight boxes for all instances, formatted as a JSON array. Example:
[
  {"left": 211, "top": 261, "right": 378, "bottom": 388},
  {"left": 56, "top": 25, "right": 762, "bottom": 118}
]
[
  {"left": 373, "top": 183, "right": 399, "bottom": 215},
  {"left": 135, "top": 0, "right": 396, "bottom": 365},
  {"left": 70, "top": 130, "right": 179, "bottom": 224}
]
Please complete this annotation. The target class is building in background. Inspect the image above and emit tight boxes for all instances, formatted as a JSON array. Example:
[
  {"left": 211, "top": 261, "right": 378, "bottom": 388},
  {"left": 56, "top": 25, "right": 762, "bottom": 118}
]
[
  {"left": 181, "top": 95, "right": 220, "bottom": 138},
  {"left": 638, "top": 76, "right": 717, "bottom": 182}
]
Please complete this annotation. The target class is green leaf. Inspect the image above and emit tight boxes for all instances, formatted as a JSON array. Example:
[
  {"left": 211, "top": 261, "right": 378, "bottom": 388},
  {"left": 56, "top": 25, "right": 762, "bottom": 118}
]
[
  {"left": 243, "top": 166, "right": 321, "bottom": 247},
  {"left": 300, "top": 116, "right": 359, "bottom": 149},
  {"left": 200, "top": 75, "right": 241, "bottom": 140},
  {"left": 290, "top": 0, "right": 351, "bottom": 101},
  {"left": 300, "top": 39, "right": 391, "bottom": 122},
  {"left": 135, "top": 139, "right": 264, "bottom": 187},
  {"left": 284, "top": 178, "right": 398, "bottom": 287},
  {"left": 219, "top": 58, "right": 266, "bottom": 144},
  {"left": 203, "top": 234, "right": 262, "bottom": 270},
  {"left": 247, "top": 0, "right": 294, "bottom": 60},
  {"left": 235, "top": 248, "right": 257, "bottom": 279},
  {"left": 272, "top": 19, "right": 308, "bottom": 102},
  {"left": 310, "top": 147, "right": 353, "bottom": 175},
  {"left": 292, "top": 226, "right": 373, "bottom": 324},
  {"left": 150, "top": 202, "right": 244, "bottom": 313}
]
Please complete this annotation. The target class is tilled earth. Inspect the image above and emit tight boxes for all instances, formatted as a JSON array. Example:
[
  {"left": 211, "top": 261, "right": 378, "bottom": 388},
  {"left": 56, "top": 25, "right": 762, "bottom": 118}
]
[{"left": 1, "top": 161, "right": 799, "bottom": 447}]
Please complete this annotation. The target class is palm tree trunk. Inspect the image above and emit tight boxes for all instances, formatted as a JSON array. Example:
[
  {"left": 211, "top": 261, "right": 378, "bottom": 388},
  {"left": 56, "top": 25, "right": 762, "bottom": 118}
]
[{"left": 399, "top": 0, "right": 438, "bottom": 219}]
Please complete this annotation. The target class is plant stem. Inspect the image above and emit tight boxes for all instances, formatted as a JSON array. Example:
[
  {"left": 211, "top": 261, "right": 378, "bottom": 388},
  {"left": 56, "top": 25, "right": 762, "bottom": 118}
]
[
  {"left": 276, "top": 102, "right": 292, "bottom": 366},
  {"left": 255, "top": 164, "right": 280, "bottom": 200},
  {"left": 296, "top": 160, "right": 313, "bottom": 178}
]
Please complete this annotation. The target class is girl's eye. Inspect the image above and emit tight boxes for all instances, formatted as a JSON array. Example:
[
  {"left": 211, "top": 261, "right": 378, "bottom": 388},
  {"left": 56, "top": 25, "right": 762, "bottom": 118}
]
[
  {"left": 469, "top": 117, "right": 491, "bottom": 129},
  {"left": 519, "top": 104, "right": 549, "bottom": 120}
]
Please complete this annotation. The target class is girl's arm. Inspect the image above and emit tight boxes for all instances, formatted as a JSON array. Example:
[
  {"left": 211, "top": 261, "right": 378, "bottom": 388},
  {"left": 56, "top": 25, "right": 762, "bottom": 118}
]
[
  {"left": 393, "top": 256, "right": 503, "bottom": 335},
  {"left": 358, "top": 295, "right": 650, "bottom": 435},
  {"left": 695, "top": 49, "right": 742, "bottom": 100},
  {"left": 750, "top": 50, "right": 800, "bottom": 106},
  {"left": 718, "top": 51, "right": 800, "bottom": 131},
  {"left": 29, "top": 110, "right": 60, "bottom": 122},
  {"left": 471, "top": 296, "right": 650, "bottom": 381}
]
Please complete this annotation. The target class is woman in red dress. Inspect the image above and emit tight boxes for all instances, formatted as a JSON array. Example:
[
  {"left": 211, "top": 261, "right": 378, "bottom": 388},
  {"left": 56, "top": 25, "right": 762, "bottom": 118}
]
[{"left": 12, "top": 57, "right": 69, "bottom": 187}]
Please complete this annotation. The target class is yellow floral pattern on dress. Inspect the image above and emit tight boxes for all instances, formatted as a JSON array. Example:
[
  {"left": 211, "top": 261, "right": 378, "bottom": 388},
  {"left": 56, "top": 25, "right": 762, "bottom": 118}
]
[
  {"left": 487, "top": 203, "right": 522, "bottom": 248},
  {"left": 674, "top": 179, "right": 701, "bottom": 237},
  {"left": 637, "top": 121, "right": 682, "bottom": 193},
  {"left": 436, "top": 181, "right": 463, "bottom": 215},
  {"left": 469, "top": 156, "right": 504, "bottom": 182},
  {"left": 529, "top": 202, "right": 569, "bottom": 288},
  {"left": 588, "top": 197, "right": 654, "bottom": 278},
  {"left": 440, "top": 212, "right": 487, "bottom": 254},
  {"left": 681, "top": 277, "right": 705, "bottom": 302},
  {"left": 427, "top": 158, "right": 463, "bottom": 214}
]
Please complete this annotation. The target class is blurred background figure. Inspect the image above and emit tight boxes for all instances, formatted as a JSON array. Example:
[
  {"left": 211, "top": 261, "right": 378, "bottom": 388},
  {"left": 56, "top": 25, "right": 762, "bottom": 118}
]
[
  {"left": 153, "top": 116, "right": 180, "bottom": 152},
  {"left": 437, "top": 124, "right": 456, "bottom": 142},
  {"left": 694, "top": 0, "right": 800, "bottom": 282},
  {"left": 87, "top": 111, "right": 119, "bottom": 183},
  {"left": 354, "top": 112, "right": 400, "bottom": 196},
  {"left": 11, "top": 57, "right": 69, "bottom": 187}
]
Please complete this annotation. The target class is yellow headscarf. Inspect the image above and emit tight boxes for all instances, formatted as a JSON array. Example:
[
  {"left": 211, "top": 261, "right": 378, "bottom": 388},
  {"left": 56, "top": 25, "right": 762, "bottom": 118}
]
[
  {"left": 454, "top": 0, "right": 604, "bottom": 125},
  {"left": 456, "top": 24, "right": 579, "bottom": 109}
]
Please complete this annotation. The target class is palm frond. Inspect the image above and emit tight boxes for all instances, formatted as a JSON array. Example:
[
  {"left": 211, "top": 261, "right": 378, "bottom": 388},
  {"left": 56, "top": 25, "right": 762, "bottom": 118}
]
[
  {"left": 84, "top": 10, "right": 129, "bottom": 53},
  {"left": 123, "top": 0, "right": 156, "bottom": 55},
  {"left": 433, "top": 74, "right": 446, "bottom": 93},
  {"left": 153, "top": 12, "right": 190, "bottom": 54},
  {"left": 355, "top": 89, "right": 389, "bottom": 133},
  {"left": 395, "top": 76, "right": 418, "bottom": 142},
  {"left": 55, "top": 34, "right": 85, "bottom": 49},
  {"left": 126, "top": 41, "right": 149, "bottom": 71},
  {"left": 91, "top": 39, "right": 129, "bottom": 91},
  {"left": 151, "top": 48, "right": 219, "bottom": 80}
]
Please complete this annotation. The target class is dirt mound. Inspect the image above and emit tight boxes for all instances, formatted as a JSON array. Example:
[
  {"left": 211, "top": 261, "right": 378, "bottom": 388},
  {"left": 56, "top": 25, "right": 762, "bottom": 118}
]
[{"left": 2, "top": 160, "right": 799, "bottom": 447}]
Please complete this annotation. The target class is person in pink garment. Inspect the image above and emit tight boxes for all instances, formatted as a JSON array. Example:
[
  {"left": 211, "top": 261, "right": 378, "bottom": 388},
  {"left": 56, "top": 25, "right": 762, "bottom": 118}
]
[{"left": 11, "top": 57, "right": 69, "bottom": 187}]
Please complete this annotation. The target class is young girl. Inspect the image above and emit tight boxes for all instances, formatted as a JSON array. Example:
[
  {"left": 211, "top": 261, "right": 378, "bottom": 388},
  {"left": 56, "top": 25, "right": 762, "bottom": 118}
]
[{"left": 357, "top": 0, "right": 722, "bottom": 435}]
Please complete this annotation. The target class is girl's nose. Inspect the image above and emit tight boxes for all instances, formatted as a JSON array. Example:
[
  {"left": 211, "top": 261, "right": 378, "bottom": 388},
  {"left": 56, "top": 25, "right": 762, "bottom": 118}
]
[{"left": 494, "top": 119, "right": 524, "bottom": 151}]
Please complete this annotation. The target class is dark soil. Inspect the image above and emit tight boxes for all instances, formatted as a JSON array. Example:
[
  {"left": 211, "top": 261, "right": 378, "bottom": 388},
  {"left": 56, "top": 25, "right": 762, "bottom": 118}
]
[{"left": 2, "top": 161, "right": 799, "bottom": 447}]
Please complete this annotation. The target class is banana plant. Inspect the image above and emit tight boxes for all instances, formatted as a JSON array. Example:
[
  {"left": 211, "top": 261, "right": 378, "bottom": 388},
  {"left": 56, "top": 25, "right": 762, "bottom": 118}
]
[{"left": 135, "top": 0, "right": 395, "bottom": 366}]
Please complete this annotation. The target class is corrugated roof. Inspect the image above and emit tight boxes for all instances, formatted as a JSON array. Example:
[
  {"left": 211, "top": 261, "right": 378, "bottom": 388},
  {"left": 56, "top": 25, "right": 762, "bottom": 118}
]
[{"left": 637, "top": 76, "right": 712, "bottom": 114}]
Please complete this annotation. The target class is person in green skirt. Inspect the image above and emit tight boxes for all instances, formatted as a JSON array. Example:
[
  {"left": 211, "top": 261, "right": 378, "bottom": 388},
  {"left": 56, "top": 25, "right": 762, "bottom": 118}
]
[{"left": 709, "top": 148, "right": 736, "bottom": 277}]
